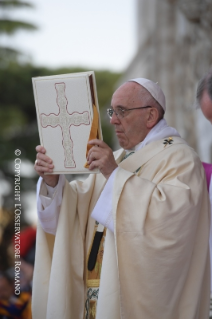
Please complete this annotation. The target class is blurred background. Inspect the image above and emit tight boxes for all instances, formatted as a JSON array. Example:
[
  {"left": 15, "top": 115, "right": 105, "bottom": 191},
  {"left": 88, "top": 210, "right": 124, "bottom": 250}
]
[{"left": 0, "top": 0, "right": 212, "bottom": 317}]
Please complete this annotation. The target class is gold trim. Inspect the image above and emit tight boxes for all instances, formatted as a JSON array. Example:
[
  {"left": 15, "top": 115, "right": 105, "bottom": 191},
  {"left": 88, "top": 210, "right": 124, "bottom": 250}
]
[
  {"left": 87, "top": 279, "right": 100, "bottom": 288},
  {"left": 86, "top": 223, "right": 106, "bottom": 289}
]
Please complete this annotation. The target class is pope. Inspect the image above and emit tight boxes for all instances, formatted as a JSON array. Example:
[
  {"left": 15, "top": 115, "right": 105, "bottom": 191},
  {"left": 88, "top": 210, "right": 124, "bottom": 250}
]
[{"left": 33, "top": 78, "right": 210, "bottom": 319}]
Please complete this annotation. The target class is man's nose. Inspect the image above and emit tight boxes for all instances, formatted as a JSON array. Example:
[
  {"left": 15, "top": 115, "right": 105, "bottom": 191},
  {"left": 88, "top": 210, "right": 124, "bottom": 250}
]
[{"left": 110, "top": 112, "right": 120, "bottom": 125}]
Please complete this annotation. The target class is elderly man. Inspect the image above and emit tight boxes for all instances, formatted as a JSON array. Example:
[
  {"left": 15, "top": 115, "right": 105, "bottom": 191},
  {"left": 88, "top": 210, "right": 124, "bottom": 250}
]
[
  {"left": 196, "top": 70, "right": 212, "bottom": 298},
  {"left": 33, "top": 78, "right": 210, "bottom": 319},
  {"left": 195, "top": 69, "right": 212, "bottom": 189}
]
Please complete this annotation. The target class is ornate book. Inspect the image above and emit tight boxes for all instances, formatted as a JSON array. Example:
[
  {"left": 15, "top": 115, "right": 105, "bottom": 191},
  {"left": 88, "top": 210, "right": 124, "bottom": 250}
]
[{"left": 32, "top": 71, "right": 102, "bottom": 174}]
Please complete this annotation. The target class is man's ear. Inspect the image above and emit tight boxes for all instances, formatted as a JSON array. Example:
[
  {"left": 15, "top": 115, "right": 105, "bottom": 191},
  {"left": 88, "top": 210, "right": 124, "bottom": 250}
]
[{"left": 146, "top": 108, "right": 159, "bottom": 129}]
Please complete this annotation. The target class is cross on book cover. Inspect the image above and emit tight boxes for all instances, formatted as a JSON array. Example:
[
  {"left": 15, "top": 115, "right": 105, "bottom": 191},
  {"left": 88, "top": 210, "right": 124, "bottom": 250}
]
[{"left": 32, "top": 71, "right": 103, "bottom": 174}]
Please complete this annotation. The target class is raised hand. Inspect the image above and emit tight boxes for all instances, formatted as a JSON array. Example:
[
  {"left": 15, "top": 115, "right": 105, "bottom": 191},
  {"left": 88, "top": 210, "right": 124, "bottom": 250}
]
[
  {"left": 34, "top": 145, "right": 59, "bottom": 187},
  {"left": 87, "top": 139, "right": 118, "bottom": 179}
]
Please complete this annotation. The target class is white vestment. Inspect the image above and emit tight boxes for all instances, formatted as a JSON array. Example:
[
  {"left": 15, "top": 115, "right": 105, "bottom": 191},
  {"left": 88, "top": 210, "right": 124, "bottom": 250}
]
[
  {"left": 38, "top": 119, "right": 180, "bottom": 234},
  {"left": 32, "top": 121, "right": 210, "bottom": 319}
]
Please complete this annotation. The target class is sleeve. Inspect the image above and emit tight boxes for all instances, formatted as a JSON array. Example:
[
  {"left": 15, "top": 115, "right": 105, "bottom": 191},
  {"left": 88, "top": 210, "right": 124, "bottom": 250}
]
[
  {"left": 37, "top": 175, "right": 66, "bottom": 235},
  {"left": 32, "top": 172, "right": 103, "bottom": 319},
  {"left": 91, "top": 168, "right": 118, "bottom": 232}
]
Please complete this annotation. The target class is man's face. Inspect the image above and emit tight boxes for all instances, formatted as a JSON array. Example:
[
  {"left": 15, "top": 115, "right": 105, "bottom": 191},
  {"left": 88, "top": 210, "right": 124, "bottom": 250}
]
[
  {"left": 110, "top": 82, "right": 151, "bottom": 149},
  {"left": 201, "top": 90, "right": 212, "bottom": 123}
]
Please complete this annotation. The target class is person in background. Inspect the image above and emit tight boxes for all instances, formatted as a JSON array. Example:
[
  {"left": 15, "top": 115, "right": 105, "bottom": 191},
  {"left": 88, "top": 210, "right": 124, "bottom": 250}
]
[
  {"left": 196, "top": 70, "right": 212, "bottom": 298},
  {"left": 0, "top": 272, "right": 31, "bottom": 319},
  {"left": 196, "top": 69, "right": 212, "bottom": 190}
]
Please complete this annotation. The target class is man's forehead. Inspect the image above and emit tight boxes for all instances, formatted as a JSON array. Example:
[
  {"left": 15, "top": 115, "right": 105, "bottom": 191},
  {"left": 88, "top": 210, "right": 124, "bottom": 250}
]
[
  {"left": 115, "top": 81, "right": 142, "bottom": 93},
  {"left": 112, "top": 82, "right": 145, "bottom": 101}
]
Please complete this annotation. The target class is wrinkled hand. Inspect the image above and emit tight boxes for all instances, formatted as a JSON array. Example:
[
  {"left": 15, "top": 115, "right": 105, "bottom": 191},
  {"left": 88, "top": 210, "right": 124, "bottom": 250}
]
[
  {"left": 87, "top": 139, "right": 118, "bottom": 179},
  {"left": 34, "top": 145, "right": 59, "bottom": 187}
]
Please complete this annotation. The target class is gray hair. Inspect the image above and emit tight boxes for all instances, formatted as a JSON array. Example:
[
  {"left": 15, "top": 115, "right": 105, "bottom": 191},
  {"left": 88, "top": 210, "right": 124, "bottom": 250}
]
[
  {"left": 152, "top": 99, "right": 164, "bottom": 122},
  {"left": 137, "top": 85, "right": 164, "bottom": 122},
  {"left": 145, "top": 94, "right": 164, "bottom": 122},
  {"left": 196, "top": 69, "right": 212, "bottom": 108}
]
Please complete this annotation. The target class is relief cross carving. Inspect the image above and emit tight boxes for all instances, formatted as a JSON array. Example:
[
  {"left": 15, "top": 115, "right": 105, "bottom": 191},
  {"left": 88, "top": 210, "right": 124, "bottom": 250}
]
[{"left": 40, "top": 82, "right": 90, "bottom": 168}]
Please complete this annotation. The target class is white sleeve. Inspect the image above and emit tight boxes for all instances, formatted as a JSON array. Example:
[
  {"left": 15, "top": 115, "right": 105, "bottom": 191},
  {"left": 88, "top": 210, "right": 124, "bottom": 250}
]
[
  {"left": 91, "top": 168, "right": 118, "bottom": 232},
  {"left": 37, "top": 175, "right": 66, "bottom": 235}
]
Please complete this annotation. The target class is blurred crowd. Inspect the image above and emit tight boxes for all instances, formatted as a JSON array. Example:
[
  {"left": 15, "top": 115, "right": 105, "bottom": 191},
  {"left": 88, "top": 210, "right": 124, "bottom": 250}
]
[{"left": 0, "top": 215, "right": 36, "bottom": 319}]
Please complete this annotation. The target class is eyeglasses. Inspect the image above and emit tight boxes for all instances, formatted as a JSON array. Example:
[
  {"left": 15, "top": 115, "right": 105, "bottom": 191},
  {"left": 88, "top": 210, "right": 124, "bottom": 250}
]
[{"left": 107, "top": 106, "right": 152, "bottom": 119}]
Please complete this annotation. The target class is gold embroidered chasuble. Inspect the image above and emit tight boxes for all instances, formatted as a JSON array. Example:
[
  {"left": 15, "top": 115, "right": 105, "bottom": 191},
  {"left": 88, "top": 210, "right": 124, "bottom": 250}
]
[{"left": 32, "top": 137, "right": 210, "bottom": 319}]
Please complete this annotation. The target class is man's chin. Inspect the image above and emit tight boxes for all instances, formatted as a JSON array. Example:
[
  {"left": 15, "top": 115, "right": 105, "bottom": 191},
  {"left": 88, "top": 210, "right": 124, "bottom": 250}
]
[{"left": 117, "top": 137, "right": 127, "bottom": 149}]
